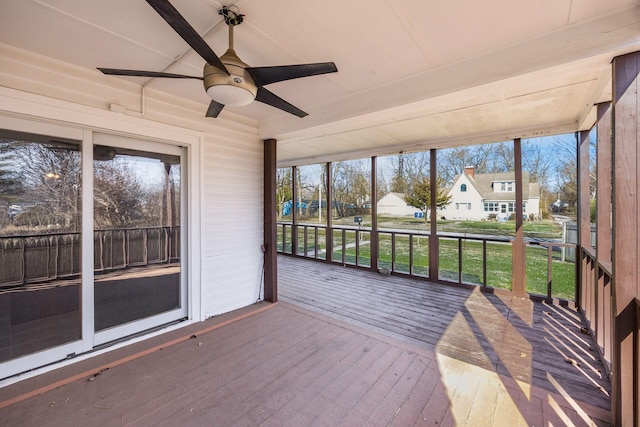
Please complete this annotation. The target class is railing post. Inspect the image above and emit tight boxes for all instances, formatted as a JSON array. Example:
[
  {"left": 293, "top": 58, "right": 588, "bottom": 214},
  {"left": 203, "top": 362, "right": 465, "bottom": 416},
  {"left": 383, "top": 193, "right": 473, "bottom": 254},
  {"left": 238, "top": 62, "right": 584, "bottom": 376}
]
[
  {"left": 547, "top": 245, "right": 553, "bottom": 300},
  {"left": 341, "top": 229, "right": 346, "bottom": 264},
  {"left": 409, "top": 235, "right": 414, "bottom": 275},
  {"left": 303, "top": 226, "right": 308, "bottom": 257},
  {"left": 355, "top": 229, "right": 360, "bottom": 266},
  {"left": 391, "top": 233, "right": 396, "bottom": 272},
  {"left": 482, "top": 240, "right": 487, "bottom": 287},
  {"left": 458, "top": 238, "right": 462, "bottom": 284}
]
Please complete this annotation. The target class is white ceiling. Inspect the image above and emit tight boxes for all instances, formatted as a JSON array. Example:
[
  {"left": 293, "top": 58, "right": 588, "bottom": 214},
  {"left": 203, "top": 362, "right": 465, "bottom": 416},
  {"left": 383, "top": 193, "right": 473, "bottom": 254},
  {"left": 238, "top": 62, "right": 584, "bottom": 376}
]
[{"left": 1, "top": 0, "right": 640, "bottom": 166}]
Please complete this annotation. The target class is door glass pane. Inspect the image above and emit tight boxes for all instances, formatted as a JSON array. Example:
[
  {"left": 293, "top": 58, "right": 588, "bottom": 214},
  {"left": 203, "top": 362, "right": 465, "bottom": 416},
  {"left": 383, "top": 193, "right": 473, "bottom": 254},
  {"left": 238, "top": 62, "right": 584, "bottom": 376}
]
[
  {"left": 93, "top": 145, "right": 181, "bottom": 331},
  {"left": 0, "top": 134, "right": 81, "bottom": 363}
]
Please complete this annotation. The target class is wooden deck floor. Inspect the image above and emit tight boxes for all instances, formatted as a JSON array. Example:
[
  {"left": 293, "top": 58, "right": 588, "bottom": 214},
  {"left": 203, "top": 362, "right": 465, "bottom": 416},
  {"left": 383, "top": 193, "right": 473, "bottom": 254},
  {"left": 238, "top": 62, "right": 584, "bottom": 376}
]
[
  {"left": 0, "top": 256, "right": 611, "bottom": 426},
  {"left": 278, "top": 256, "right": 611, "bottom": 422}
]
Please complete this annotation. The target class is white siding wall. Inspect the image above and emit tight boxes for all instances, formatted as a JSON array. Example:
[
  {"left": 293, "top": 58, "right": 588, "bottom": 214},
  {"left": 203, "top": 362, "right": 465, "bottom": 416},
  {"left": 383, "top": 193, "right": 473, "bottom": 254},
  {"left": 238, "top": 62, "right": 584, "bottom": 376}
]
[
  {"left": 377, "top": 193, "right": 419, "bottom": 216},
  {"left": 201, "top": 132, "right": 264, "bottom": 316},
  {"left": 0, "top": 43, "right": 264, "bottom": 320},
  {"left": 526, "top": 197, "right": 540, "bottom": 218}
]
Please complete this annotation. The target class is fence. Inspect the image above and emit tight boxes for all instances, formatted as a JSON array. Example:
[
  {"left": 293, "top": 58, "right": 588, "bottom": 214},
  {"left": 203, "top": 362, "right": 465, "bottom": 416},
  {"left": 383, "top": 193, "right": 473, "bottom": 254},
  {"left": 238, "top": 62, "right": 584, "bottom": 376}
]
[
  {"left": 0, "top": 226, "right": 180, "bottom": 288},
  {"left": 562, "top": 221, "right": 597, "bottom": 260}
]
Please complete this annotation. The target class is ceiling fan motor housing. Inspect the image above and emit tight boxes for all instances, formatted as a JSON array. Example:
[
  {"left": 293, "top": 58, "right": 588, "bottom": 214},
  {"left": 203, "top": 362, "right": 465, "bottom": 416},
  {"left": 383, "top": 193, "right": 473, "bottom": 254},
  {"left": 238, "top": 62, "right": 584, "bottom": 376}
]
[{"left": 203, "top": 49, "right": 258, "bottom": 106}]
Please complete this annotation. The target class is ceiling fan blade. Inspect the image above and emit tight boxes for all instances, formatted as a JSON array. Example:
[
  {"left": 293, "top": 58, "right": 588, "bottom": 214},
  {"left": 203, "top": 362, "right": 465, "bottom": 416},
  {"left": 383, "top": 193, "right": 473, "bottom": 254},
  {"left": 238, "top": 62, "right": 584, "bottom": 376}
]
[
  {"left": 146, "top": 0, "right": 228, "bottom": 74},
  {"left": 98, "top": 68, "right": 202, "bottom": 79},
  {"left": 206, "top": 100, "right": 225, "bottom": 118},
  {"left": 255, "top": 87, "right": 307, "bottom": 118},
  {"left": 247, "top": 62, "right": 337, "bottom": 86}
]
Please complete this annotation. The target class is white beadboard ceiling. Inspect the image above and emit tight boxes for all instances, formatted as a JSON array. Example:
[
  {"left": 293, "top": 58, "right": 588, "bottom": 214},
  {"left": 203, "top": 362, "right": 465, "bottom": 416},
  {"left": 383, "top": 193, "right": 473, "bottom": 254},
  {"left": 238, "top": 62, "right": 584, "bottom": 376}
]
[{"left": 1, "top": 0, "right": 639, "bottom": 166}]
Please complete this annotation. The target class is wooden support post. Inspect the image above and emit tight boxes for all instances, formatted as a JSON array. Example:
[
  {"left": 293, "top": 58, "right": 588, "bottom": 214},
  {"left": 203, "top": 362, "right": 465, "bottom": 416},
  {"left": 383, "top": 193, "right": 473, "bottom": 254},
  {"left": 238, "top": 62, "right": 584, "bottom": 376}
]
[
  {"left": 429, "top": 149, "right": 439, "bottom": 280},
  {"left": 596, "top": 102, "right": 612, "bottom": 264},
  {"left": 578, "top": 130, "right": 592, "bottom": 311},
  {"left": 512, "top": 138, "right": 526, "bottom": 297},
  {"left": 596, "top": 102, "right": 613, "bottom": 360},
  {"left": 370, "top": 156, "right": 379, "bottom": 271},
  {"left": 325, "top": 162, "right": 333, "bottom": 263},
  {"left": 263, "top": 139, "right": 278, "bottom": 302},
  {"left": 291, "top": 166, "right": 299, "bottom": 256},
  {"left": 612, "top": 51, "right": 640, "bottom": 427}
]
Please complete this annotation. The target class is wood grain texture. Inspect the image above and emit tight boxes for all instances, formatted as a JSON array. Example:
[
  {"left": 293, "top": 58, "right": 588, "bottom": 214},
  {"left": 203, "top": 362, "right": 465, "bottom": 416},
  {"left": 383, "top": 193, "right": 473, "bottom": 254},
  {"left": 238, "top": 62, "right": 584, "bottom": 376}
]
[{"left": 612, "top": 50, "right": 640, "bottom": 427}]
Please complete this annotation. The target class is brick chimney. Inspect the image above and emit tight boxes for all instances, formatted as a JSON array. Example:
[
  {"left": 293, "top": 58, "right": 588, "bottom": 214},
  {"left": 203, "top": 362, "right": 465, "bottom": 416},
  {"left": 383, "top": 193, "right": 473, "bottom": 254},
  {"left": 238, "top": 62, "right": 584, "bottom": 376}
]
[{"left": 464, "top": 166, "right": 475, "bottom": 178}]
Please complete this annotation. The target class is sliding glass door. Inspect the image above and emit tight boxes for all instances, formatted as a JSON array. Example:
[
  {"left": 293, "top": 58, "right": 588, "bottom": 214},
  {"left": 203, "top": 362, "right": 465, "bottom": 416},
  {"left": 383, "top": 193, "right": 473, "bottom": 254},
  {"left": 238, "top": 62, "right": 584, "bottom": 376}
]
[
  {"left": 0, "top": 126, "right": 188, "bottom": 379},
  {"left": 92, "top": 141, "right": 186, "bottom": 344}
]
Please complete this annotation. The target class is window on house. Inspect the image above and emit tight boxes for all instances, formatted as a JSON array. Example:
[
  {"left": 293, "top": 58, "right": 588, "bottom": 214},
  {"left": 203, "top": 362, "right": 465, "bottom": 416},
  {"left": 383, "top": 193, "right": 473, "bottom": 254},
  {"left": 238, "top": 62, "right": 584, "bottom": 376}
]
[
  {"left": 500, "top": 182, "right": 506, "bottom": 191},
  {"left": 483, "top": 202, "right": 498, "bottom": 212},
  {"left": 467, "top": 203, "right": 472, "bottom": 210},
  {"left": 460, "top": 184, "right": 467, "bottom": 192},
  {"left": 508, "top": 202, "right": 515, "bottom": 212},
  {"left": 507, "top": 182, "right": 513, "bottom": 192}
]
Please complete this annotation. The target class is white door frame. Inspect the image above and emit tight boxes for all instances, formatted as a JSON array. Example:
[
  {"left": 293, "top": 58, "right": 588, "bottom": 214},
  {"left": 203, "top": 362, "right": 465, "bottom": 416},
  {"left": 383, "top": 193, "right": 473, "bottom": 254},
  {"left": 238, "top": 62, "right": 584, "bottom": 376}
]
[{"left": 0, "top": 87, "right": 203, "bottom": 380}]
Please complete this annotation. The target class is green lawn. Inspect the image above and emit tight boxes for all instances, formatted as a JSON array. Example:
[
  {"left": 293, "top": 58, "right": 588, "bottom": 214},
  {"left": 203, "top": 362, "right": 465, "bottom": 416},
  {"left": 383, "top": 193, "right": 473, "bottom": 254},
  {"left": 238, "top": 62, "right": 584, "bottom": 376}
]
[{"left": 333, "top": 215, "right": 563, "bottom": 240}]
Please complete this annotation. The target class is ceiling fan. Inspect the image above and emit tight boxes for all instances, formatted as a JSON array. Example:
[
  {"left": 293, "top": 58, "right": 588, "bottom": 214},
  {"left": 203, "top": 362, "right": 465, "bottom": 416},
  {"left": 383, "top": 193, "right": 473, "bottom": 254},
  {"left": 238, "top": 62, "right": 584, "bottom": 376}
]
[{"left": 98, "top": 0, "right": 337, "bottom": 118}]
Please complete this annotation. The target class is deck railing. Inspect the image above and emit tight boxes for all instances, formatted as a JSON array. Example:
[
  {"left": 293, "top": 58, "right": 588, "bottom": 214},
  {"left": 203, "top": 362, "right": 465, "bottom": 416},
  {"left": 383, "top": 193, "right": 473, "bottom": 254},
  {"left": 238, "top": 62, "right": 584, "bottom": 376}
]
[
  {"left": 0, "top": 226, "right": 180, "bottom": 288},
  {"left": 580, "top": 247, "right": 614, "bottom": 375},
  {"left": 277, "top": 222, "right": 578, "bottom": 301}
]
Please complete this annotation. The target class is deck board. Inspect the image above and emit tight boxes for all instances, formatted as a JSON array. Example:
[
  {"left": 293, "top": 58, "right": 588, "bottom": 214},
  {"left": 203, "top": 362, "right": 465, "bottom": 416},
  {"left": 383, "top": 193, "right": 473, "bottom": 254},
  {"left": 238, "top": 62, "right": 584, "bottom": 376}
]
[{"left": 0, "top": 255, "right": 611, "bottom": 426}]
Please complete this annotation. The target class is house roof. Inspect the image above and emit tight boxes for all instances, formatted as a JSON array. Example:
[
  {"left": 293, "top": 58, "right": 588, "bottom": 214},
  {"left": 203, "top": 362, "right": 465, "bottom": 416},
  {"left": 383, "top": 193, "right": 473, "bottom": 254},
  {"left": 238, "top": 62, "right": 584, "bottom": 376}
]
[
  {"left": 388, "top": 192, "right": 406, "bottom": 202},
  {"left": 459, "top": 171, "right": 540, "bottom": 201},
  {"left": 1, "top": 1, "right": 639, "bottom": 166}
]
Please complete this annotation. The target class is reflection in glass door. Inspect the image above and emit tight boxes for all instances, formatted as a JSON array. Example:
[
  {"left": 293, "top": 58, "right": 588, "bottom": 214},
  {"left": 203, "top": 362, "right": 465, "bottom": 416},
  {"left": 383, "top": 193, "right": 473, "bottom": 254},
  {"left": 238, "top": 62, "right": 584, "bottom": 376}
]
[
  {"left": 93, "top": 145, "right": 184, "bottom": 340},
  {"left": 0, "top": 133, "right": 82, "bottom": 364}
]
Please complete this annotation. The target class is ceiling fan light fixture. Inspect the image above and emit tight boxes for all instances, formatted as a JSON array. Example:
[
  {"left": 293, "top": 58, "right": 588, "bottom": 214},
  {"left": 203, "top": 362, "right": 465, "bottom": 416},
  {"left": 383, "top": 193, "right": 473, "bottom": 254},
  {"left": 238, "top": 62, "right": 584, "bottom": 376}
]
[
  {"left": 100, "top": 1, "right": 337, "bottom": 118},
  {"left": 206, "top": 84, "right": 255, "bottom": 106},
  {"left": 203, "top": 53, "right": 257, "bottom": 107}
]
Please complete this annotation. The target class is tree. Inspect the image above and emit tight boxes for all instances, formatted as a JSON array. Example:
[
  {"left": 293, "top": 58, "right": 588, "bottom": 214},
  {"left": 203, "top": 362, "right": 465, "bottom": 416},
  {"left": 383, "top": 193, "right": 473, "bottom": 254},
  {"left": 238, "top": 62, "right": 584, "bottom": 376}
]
[
  {"left": 389, "top": 153, "right": 408, "bottom": 194},
  {"left": 404, "top": 176, "right": 452, "bottom": 218},
  {"left": 331, "top": 160, "right": 370, "bottom": 218},
  {"left": 521, "top": 138, "right": 559, "bottom": 214},
  {"left": 93, "top": 159, "right": 147, "bottom": 229},
  {"left": 11, "top": 141, "right": 81, "bottom": 231},
  {"left": 276, "top": 168, "right": 292, "bottom": 219},
  {"left": 0, "top": 139, "right": 23, "bottom": 226},
  {"left": 548, "top": 136, "right": 578, "bottom": 209},
  {"left": 437, "top": 145, "right": 497, "bottom": 184}
]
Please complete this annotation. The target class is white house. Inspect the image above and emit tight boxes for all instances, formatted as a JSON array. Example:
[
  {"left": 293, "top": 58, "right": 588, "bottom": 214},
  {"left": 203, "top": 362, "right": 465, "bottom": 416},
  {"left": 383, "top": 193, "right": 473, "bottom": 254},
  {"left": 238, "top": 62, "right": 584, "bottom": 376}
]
[
  {"left": 377, "top": 192, "right": 420, "bottom": 216},
  {"left": 439, "top": 167, "right": 540, "bottom": 220}
]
